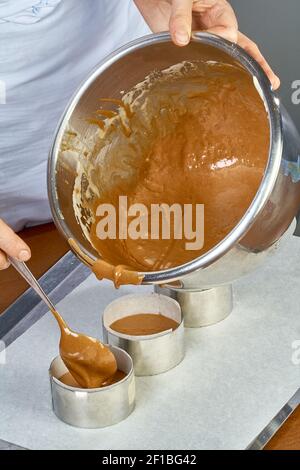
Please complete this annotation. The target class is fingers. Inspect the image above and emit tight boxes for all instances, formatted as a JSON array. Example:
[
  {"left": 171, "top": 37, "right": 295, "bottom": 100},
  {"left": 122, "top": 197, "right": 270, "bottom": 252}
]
[
  {"left": 205, "top": 24, "right": 237, "bottom": 43},
  {"left": 0, "top": 219, "right": 31, "bottom": 262},
  {"left": 190, "top": 0, "right": 238, "bottom": 43},
  {"left": 201, "top": 0, "right": 238, "bottom": 43},
  {"left": 134, "top": 0, "right": 172, "bottom": 33},
  {"left": 169, "top": 0, "right": 193, "bottom": 46},
  {"left": 0, "top": 249, "right": 10, "bottom": 270},
  {"left": 237, "top": 32, "right": 280, "bottom": 90}
]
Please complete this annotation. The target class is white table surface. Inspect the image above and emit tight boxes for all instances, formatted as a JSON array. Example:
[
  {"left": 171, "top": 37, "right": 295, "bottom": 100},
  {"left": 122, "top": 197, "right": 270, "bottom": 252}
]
[{"left": 0, "top": 236, "right": 299, "bottom": 450}]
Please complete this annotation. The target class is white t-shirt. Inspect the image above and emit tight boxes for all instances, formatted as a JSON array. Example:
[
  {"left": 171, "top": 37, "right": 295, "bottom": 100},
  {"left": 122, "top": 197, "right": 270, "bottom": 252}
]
[{"left": 0, "top": 0, "right": 150, "bottom": 231}]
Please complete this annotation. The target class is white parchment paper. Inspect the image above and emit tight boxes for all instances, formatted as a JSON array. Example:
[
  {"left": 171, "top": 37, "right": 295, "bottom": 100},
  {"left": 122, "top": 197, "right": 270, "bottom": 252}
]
[{"left": 0, "top": 236, "right": 299, "bottom": 450}]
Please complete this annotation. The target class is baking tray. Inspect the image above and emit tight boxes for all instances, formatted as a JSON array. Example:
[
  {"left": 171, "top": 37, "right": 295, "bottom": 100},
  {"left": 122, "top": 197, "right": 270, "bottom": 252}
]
[{"left": 0, "top": 237, "right": 299, "bottom": 450}]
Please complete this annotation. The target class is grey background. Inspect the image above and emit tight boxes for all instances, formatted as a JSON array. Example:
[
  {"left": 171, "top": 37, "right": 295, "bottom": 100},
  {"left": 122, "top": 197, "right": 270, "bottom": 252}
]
[{"left": 231, "top": 0, "right": 300, "bottom": 131}]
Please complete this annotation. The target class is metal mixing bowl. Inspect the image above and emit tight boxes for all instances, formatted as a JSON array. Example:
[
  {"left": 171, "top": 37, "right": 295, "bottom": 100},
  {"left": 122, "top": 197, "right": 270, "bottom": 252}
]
[{"left": 48, "top": 32, "right": 300, "bottom": 290}]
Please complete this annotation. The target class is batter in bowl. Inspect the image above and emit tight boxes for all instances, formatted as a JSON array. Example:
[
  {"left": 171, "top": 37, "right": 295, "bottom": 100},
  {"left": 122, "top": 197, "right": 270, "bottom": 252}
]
[{"left": 72, "top": 60, "right": 270, "bottom": 280}]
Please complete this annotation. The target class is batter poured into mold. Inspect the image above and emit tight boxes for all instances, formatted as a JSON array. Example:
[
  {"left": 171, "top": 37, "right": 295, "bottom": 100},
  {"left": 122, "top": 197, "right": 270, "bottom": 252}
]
[
  {"left": 110, "top": 313, "right": 179, "bottom": 336},
  {"left": 73, "top": 60, "right": 270, "bottom": 275},
  {"left": 59, "top": 369, "right": 126, "bottom": 388}
]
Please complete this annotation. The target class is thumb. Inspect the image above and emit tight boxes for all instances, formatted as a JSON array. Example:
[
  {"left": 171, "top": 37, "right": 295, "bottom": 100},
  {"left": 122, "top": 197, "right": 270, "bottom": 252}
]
[
  {"left": 169, "top": 0, "right": 193, "bottom": 46},
  {"left": 0, "top": 219, "right": 31, "bottom": 261}
]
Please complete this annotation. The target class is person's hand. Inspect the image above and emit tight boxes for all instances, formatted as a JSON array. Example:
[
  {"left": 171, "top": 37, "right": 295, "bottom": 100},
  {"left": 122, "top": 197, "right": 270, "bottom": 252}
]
[
  {"left": 134, "top": 0, "right": 280, "bottom": 89},
  {"left": 0, "top": 219, "right": 31, "bottom": 270}
]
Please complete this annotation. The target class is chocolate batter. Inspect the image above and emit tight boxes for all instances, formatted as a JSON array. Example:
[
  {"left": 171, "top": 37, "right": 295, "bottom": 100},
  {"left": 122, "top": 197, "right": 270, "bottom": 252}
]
[
  {"left": 59, "top": 369, "right": 126, "bottom": 388},
  {"left": 74, "top": 60, "right": 269, "bottom": 278},
  {"left": 50, "top": 306, "right": 117, "bottom": 388},
  {"left": 110, "top": 313, "right": 179, "bottom": 336},
  {"left": 68, "top": 238, "right": 144, "bottom": 288},
  {"left": 51, "top": 60, "right": 269, "bottom": 392}
]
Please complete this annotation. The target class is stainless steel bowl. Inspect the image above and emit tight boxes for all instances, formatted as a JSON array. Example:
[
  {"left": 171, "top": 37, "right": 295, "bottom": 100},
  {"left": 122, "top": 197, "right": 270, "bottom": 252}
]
[{"left": 48, "top": 32, "right": 300, "bottom": 293}]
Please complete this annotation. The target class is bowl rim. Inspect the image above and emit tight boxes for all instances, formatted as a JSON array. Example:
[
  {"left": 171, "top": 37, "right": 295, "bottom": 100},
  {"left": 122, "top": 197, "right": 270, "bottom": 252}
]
[{"left": 48, "top": 31, "right": 283, "bottom": 284}]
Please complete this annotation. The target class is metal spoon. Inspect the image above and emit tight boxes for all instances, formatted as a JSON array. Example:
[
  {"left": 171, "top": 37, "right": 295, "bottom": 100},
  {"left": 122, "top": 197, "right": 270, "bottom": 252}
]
[{"left": 8, "top": 256, "right": 117, "bottom": 388}]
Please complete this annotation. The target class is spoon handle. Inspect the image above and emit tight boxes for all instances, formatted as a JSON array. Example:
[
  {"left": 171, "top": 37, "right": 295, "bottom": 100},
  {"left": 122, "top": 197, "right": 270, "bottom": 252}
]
[{"left": 8, "top": 256, "right": 56, "bottom": 313}]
